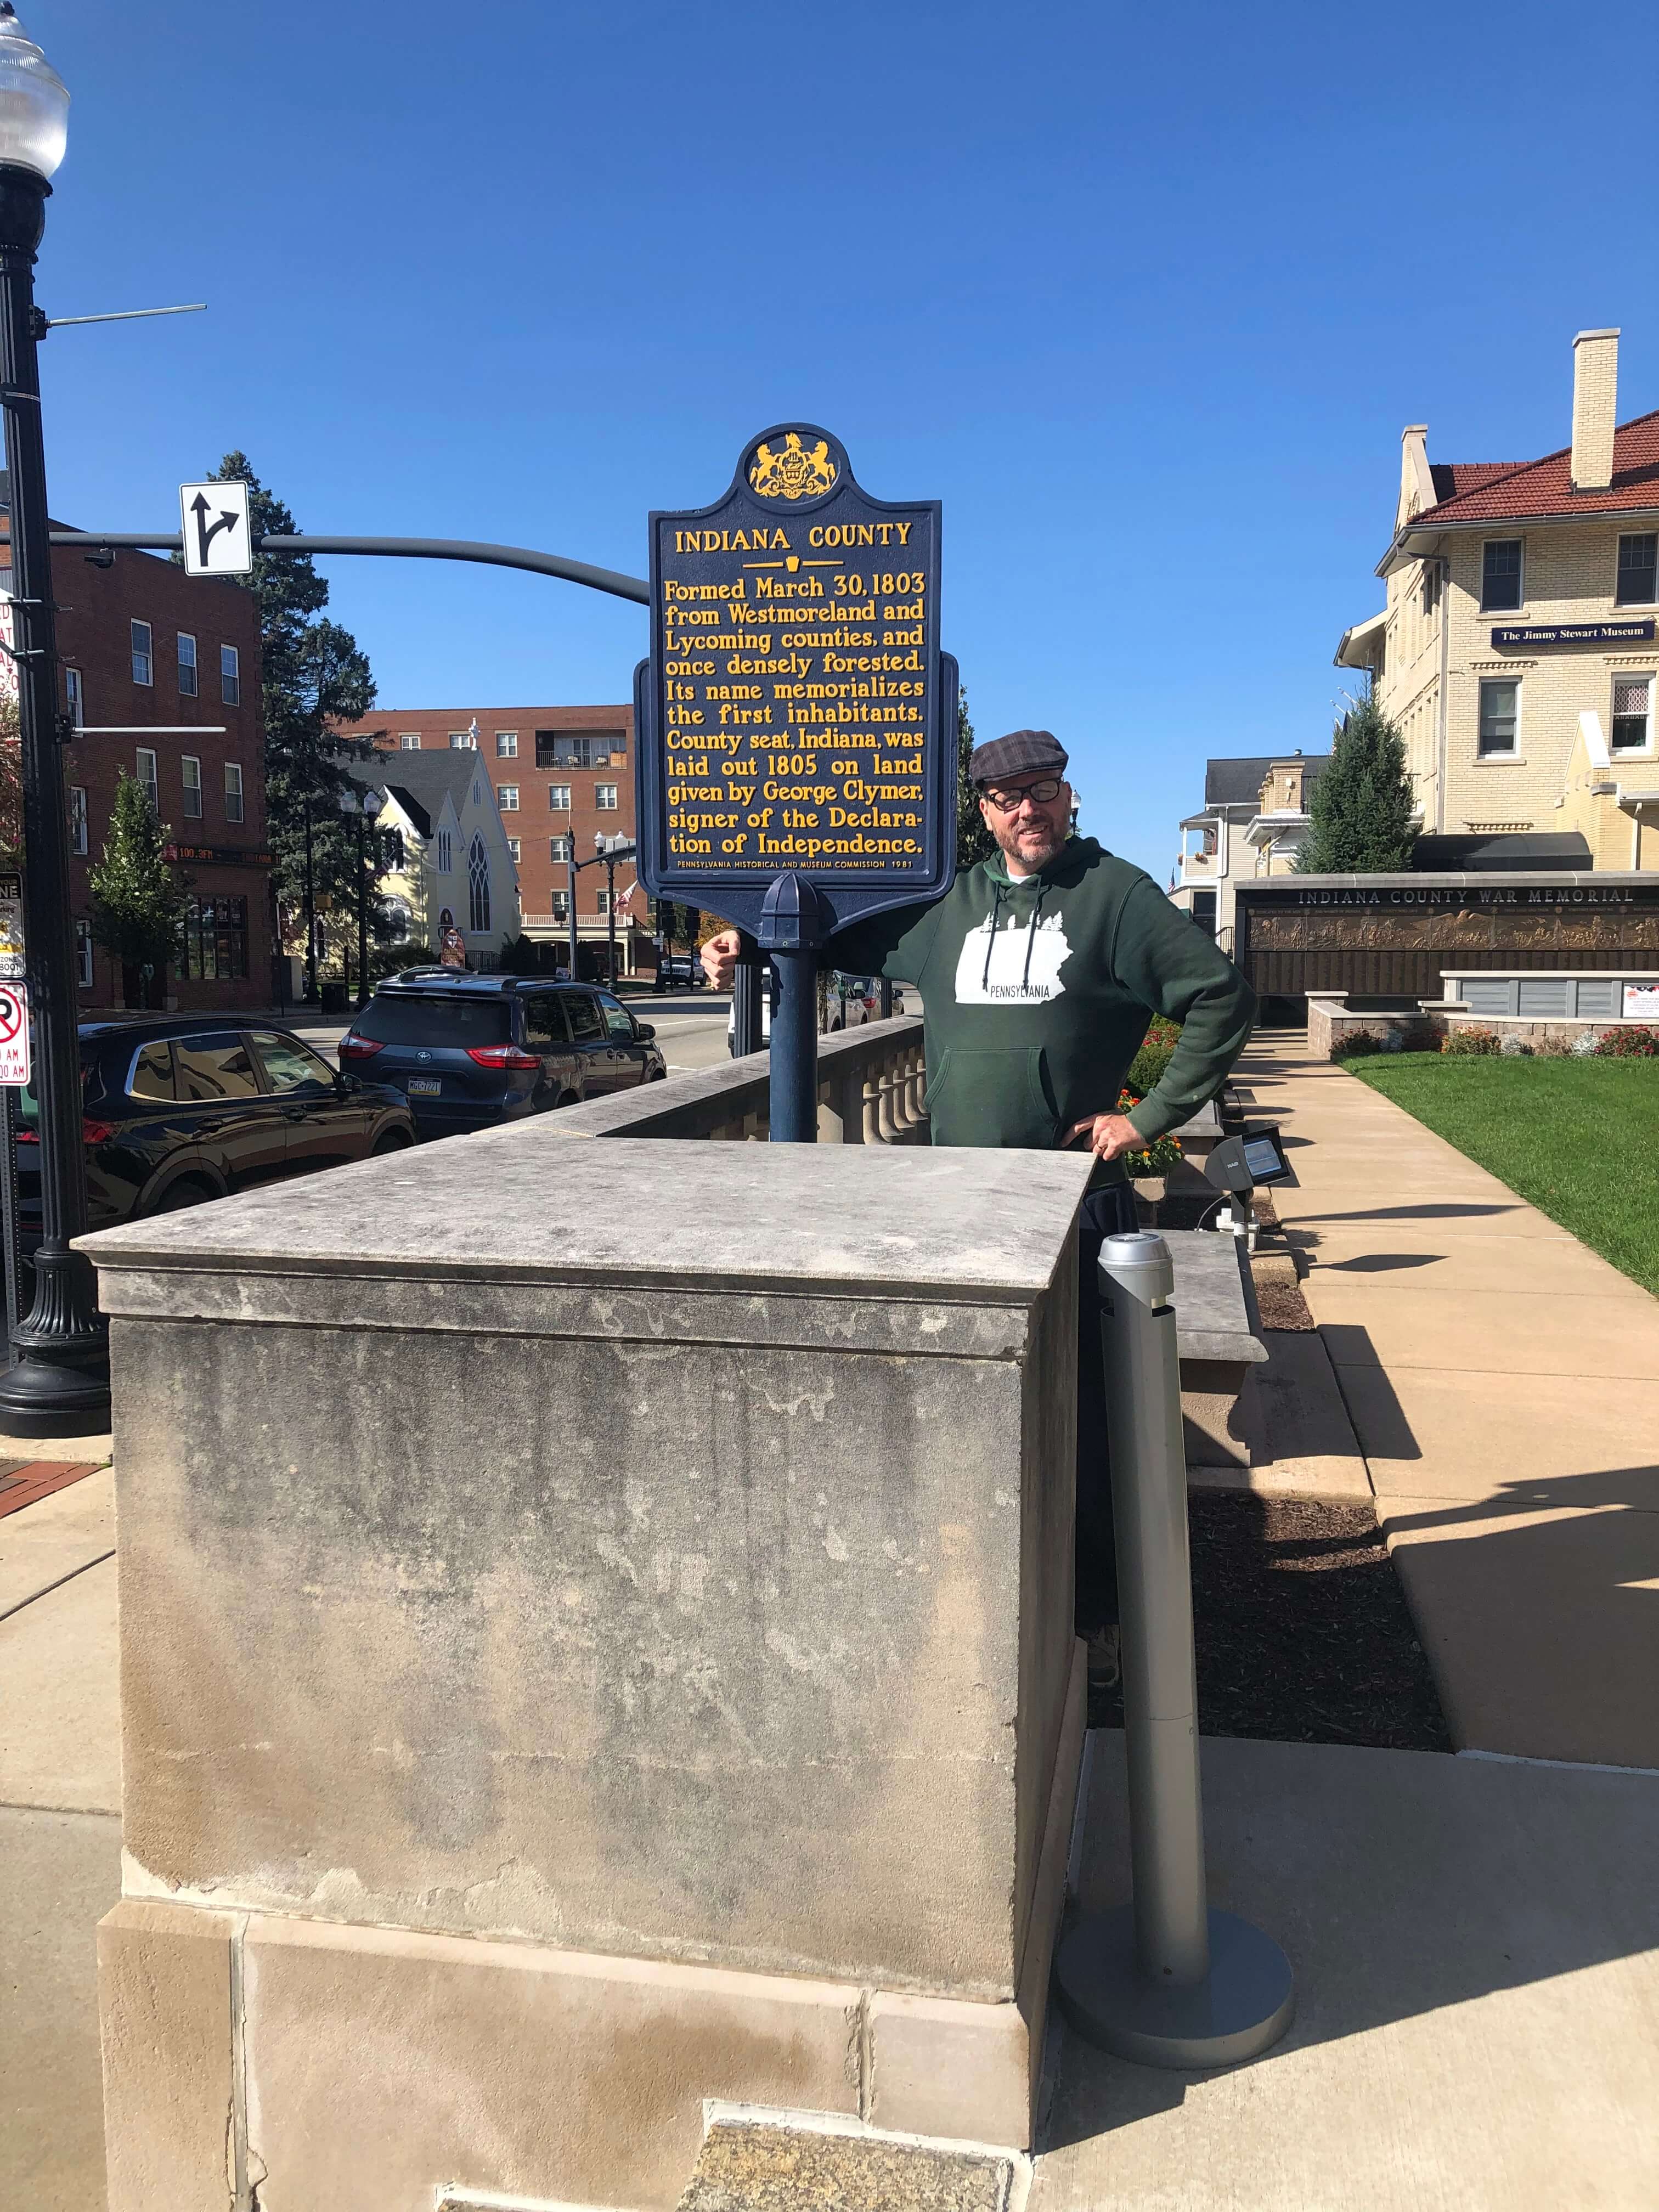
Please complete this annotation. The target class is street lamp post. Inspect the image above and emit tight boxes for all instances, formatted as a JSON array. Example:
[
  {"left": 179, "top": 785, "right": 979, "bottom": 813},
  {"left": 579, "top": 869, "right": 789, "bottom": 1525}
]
[
  {"left": 565, "top": 837, "right": 634, "bottom": 989},
  {"left": 339, "top": 785, "right": 382, "bottom": 1008},
  {"left": 0, "top": 9, "right": 107, "bottom": 1437}
]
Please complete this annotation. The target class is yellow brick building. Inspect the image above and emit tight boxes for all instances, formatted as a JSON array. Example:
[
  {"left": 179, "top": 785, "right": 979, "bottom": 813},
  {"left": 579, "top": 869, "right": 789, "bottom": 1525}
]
[{"left": 1336, "top": 329, "right": 1659, "bottom": 867}]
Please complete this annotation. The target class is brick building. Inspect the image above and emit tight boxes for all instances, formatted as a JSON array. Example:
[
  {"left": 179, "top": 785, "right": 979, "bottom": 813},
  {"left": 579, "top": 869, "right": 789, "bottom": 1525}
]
[
  {"left": 1336, "top": 328, "right": 1659, "bottom": 865},
  {"left": 338, "top": 702, "right": 652, "bottom": 975},
  {"left": 2, "top": 493, "right": 270, "bottom": 1009}
]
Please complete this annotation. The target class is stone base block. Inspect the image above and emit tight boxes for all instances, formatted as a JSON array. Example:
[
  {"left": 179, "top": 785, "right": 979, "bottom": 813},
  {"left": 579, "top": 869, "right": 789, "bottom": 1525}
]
[{"left": 97, "top": 1899, "right": 238, "bottom": 2212}]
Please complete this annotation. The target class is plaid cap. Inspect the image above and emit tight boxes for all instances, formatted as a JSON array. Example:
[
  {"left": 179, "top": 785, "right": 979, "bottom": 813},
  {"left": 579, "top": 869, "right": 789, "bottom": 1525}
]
[{"left": 968, "top": 729, "right": 1068, "bottom": 787}]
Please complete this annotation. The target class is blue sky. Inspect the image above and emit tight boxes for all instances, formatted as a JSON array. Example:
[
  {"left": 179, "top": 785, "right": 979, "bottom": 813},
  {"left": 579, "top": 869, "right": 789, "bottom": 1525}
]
[{"left": 27, "top": 1, "right": 1659, "bottom": 877}]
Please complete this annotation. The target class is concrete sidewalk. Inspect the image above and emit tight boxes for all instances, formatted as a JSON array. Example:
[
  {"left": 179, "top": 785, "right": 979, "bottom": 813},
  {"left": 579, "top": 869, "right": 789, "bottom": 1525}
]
[{"left": 1238, "top": 1034, "right": 1659, "bottom": 1769}]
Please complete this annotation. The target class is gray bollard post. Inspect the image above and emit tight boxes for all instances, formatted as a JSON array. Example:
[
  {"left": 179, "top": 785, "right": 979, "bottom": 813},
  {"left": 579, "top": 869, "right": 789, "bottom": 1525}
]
[{"left": 1056, "top": 1229, "right": 1295, "bottom": 2068}]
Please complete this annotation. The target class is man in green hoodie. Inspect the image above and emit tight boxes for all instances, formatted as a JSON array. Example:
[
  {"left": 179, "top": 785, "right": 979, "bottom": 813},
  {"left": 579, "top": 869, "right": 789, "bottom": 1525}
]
[{"left": 701, "top": 729, "right": 1256, "bottom": 1687}]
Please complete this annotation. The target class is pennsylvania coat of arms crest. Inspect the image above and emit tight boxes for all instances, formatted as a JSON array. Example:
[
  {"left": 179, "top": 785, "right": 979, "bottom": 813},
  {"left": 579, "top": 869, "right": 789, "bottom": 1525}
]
[{"left": 748, "top": 432, "right": 837, "bottom": 501}]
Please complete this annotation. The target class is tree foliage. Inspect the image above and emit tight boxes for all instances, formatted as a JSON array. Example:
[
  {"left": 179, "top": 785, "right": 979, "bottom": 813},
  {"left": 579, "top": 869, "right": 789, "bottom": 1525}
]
[
  {"left": 955, "top": 686, "right": 996, "bottom": 870},
  {"left": 0, "top": 690, "right": 22, "bottom": 859},
  {"left": 1297, "top": 691, "right": 1419, "bottom": 873},
  {"left": 88, "top": 770, "right": 188, "bottom": 981},
  {"left": 201, "top": 454, "right": 391, "bottom": 940}
]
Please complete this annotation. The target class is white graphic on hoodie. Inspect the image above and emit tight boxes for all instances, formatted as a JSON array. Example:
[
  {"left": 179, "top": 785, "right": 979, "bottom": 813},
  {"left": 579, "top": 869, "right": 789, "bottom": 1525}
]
[{"left": 953, "top": 909, "right": 1072, "bottom": 1005}]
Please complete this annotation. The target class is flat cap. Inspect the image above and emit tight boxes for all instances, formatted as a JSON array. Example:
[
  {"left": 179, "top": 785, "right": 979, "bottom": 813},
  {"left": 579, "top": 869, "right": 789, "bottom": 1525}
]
[{"left": 968, "top": 728, "right": 1068, "bottom": 787}]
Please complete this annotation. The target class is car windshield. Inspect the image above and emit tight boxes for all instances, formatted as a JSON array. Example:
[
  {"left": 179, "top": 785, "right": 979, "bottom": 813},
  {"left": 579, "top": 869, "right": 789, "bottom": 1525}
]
[{"left": 353, "top": 996, "right": 511, "bottom": 1047}]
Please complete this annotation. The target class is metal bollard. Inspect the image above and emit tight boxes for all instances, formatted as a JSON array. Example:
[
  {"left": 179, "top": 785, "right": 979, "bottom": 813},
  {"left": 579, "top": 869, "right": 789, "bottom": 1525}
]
[{"left": 1056, "top": 1229, "right": 1295, "bottom": 2068}]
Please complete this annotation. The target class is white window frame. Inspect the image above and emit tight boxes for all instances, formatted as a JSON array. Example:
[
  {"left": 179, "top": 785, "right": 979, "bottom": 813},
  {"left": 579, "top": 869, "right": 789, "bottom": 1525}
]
[
  {"left": 177, "top": 631, "right": 198, "bottom": 697},
  {"left": 495, "top": 731, "right": 518, "bottom": 758},
  {"left": 1477, "top": 676, "right": 1521, "bottom": 757},
  {"left": 224, "top": 760, "right": 245, "bottom": 823},
  {"left": 1480, "top": 538, "right": 1525, "bottom": 615},
  {"left": 131, "top": 619, "right": 153, "bottom": 686},
  {"left": 75, "top": 918, "right": 93, "bottom": 991},
  {"left": 499, "top": 784, "right": 519, "bottom": 811},
  {"left": 596, "top": 888, "right": 612, "bottom": 913},
  {"left": 1610, "top": 672, "right": 1654, "bottom": 755},
  {"left": 549, "top": 888, "right": 571, "bottom": 921},
  {"left": 181, "top": 754, "right": 203, "bottom": 819},
  {"left": 64, "top": 666, "right": 83, "bottom": 728},
  {"left": 399, "top": 732, "right": 421, "bottom": 751},
  {"left": 547, "top": 783, "right": 572, "bottom": 811},
  {"left": 220, "top": 644, "right": 240, "bottom": 706},
  {"left": 506, "top": 836, "right": 521, "bottom": 862},
  {"left": 136, "top": 747, "right": 159, "bottom": 813},
  {"left": 69, "top": 783, "right": 87, "bottom": 855},
  {"left": 550, "top": 834, "right": 573, "bottom": 862},
  {"left": 595, "top": 783, "right": 619, "bottom": 811},
  {"left": 449, "top": 730, "right": 476, "bottom": 751}
]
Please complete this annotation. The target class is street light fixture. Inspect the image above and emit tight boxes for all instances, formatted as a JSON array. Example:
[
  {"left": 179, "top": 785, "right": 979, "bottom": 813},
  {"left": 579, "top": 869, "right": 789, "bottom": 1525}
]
[
  {"left": 0, "top": 8, "right": 107, "bottom": 1436},
  {"left": 338, "top": 785, "right": 383, "bottom": 1008}
]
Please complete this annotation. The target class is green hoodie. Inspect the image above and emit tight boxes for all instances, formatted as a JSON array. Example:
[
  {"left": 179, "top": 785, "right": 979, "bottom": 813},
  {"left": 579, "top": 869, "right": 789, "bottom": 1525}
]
[{"left": 827, "top": 837, "right": 1256, "bottom": 1180}]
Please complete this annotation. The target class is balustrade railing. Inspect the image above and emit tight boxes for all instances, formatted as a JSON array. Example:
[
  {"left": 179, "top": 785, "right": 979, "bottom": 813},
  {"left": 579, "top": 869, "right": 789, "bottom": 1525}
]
[{"left": 543, "top": 1015, "right": 928, "bottom": 1146}]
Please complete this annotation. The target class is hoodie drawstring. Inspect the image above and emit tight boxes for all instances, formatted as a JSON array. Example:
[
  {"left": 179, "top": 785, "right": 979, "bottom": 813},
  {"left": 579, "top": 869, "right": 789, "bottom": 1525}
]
[
  {"left": 980, "top": 879, "right": 1005, "bottom": 992},
  {"left": 1021, "top": 881, "right": 1046, "bottom": 990},
  {"left": 980, "top": 874, "right": 1048, "bottom": 993}
]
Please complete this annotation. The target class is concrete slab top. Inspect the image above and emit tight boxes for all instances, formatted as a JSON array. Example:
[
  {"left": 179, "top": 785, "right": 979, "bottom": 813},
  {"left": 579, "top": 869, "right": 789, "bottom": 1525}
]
[
  {"left": 76, "top": 1129, "right": 1097, "bottom": 1306},
  {"left": 1161, "top": 1229, "right": 1269, "bottom": 1365}
]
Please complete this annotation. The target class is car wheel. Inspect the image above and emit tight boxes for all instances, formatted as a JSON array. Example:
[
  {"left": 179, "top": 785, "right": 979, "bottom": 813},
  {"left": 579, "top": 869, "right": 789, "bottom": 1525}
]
[
  {"left": 555, "top": 1091, "right": 580, "bottom": 1109},
  {"left": 151, "top": 1176, "right": 216, "bottom": 1215},
  {"left": 372, "top": 1130, "right": 414, "bottom": 1155}
]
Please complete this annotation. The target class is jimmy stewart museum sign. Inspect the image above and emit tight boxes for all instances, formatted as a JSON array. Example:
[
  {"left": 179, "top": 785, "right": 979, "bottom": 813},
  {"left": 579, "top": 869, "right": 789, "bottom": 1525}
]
[{"left": 635, "top": 424, "right": 956, "bottom": 937}]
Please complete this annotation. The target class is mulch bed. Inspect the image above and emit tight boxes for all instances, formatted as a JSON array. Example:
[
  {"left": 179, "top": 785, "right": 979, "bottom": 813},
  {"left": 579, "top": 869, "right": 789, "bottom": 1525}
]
[{"left": 1089, "top": 1492, "right": 1451, "bottom": 1752}]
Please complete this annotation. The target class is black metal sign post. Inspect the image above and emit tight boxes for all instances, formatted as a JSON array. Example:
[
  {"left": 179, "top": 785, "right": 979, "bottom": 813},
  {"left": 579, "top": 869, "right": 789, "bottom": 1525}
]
[{"left": 638, "top": 425, "right": 955, "bottom": 1139}]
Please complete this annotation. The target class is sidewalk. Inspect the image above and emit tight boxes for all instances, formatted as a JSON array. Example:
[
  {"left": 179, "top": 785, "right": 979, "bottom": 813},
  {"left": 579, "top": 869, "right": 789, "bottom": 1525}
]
[{"left": 1236, "top": 1032, "right": 1659, "bottom": 1769}]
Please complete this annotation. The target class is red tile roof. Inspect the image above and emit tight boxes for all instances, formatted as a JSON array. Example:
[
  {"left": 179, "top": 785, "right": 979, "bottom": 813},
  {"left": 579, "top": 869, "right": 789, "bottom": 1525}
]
[{"left": 1418, "top": 411, "right": 1659, "bottom": 523}]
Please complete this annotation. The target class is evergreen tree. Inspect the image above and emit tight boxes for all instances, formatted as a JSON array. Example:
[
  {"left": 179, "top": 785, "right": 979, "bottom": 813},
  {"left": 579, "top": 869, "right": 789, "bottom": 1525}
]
[
  {"left": 199, "top": 453, "right": 383, "bottom": 944},
  {"left": 89, "top": 770, "right": 188, "bottom": 1003},
  {"left": 955, "top": 686, "right": 996, "bottom": 870},
  {"left": 1296, "top": 692, "right": 1419, "bottom": 873}
]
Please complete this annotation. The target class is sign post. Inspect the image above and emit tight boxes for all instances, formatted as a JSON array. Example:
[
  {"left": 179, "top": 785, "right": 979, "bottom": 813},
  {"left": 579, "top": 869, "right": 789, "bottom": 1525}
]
[{"left": 638, "top": 425, "right": 955, "bottom": 1138}]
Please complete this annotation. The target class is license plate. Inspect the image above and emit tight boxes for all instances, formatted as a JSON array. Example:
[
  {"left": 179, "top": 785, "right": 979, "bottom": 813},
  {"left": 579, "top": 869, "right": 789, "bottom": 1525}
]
[{"left": 405, "top": 1077, "right": 441, "bottom": 1096}]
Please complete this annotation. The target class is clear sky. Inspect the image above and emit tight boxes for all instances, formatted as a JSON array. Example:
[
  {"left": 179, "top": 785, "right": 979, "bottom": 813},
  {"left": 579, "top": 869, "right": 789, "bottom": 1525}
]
[{"left": 25, "top": 1, "right": 1659, "bottom": 879}]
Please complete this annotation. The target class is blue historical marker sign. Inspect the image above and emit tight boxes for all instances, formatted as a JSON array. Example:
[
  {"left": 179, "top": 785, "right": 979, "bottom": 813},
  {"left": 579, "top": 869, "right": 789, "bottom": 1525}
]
[{"left": 635, "top": 424, "right": 956, "bottom": 939}]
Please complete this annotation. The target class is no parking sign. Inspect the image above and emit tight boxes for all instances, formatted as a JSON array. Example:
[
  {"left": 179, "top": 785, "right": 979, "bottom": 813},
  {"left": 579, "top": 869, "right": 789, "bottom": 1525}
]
[{"left": 0, "top": 983, "right": 29, "bottom": 1086}]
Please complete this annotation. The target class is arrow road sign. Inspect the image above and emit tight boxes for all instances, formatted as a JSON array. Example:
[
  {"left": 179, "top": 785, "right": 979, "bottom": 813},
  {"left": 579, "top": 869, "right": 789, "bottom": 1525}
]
[
  {"left": 178, "top": 479, "right": 252, "bottom": 577},
  {"left": 0, "top": 983, "right": 27, "bottom": 1085}
]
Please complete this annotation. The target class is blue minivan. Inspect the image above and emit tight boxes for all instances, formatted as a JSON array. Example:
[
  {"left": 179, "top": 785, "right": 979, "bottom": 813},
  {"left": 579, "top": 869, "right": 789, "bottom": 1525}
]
[{"left": 339, "top": 971, "right": 667, "bottom": 1138}]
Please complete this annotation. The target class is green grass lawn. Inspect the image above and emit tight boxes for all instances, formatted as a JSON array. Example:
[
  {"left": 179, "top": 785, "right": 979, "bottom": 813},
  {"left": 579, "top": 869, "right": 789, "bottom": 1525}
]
[{"left": 1347, "top": 1053, "right": 1659, "bottom": 1295}]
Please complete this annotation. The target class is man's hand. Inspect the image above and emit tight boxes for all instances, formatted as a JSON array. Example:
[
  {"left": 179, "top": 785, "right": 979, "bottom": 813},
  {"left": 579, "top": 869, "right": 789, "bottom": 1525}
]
[
  {"left": 1066, "top": 1111, "right": 1143, "bottom": 1163},
  {"left": 701, "top": 928, "right": 741, "bottom": 991}
]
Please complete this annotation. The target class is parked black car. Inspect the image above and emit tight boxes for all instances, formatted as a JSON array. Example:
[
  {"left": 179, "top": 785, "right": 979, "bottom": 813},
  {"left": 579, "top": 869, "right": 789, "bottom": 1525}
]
[
  {"left": 17, "top": 1017, "right": 417, "bottom": 1248},
  {"left": 338, "top": 971, "right": 667, "bottom": 1139}
]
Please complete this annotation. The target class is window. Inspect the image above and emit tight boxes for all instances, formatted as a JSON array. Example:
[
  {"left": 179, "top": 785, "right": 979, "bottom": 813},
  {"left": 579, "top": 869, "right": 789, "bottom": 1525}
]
[
  {"left": 547, "top": 784, "right": 572, "bottom": 811},
  {"left": 436, "top": 827, "right": 453, "bottom": 872},
  {"left": 1481, "top": 539, "right": 1523, "bottom": 612},
  {"left": 597, "top": 992, "right": 636, "bottom": 1041},
  {"left": 596, "top": 784, "right": 619, "bottom": 811},
  {"left": 1420, "top": 565, "right": 1442, "bottom": 619},
  {"left": 399, "top": 732, "right": 421, "bottom": 751},
  {"left": 128, "top": 1039, "right": 174, "bottom": 1100},
  {"left": 596, "top": 888, "right": 612, "bottom": 913},
  {"left": 75, "top": 918, "right": 93, "bottom": 991},
  {"left": 131, "top": 619, "right": 153, "bottom": 685},
  {"left": 220, "top": 644, "right": 240, "bottom": 705},
  {"left": 176, "top": 1031, "right": 258, "bottom": 1097},
  {"left": 182, "top": 755, "right": 202, "bottom": 819},
  {"left": 1617, "top": 534, "right": 1658, "bottom": 607},
  {"left": 565, "top": 991, "right": 606, "bottom": 1041},
  {"left": 224, "top": 761, "right": 244, "bottom": 823},
  {"left": 177, "top": 632, "right": 198, "bottom": 697},
  {"left": 383, "top": 896, "right": 412, "bottom": 938},
  {"left": 523, "top": 994, "right": 569, "bottom": 1048},
  {"left": 467, "top": 832, "right": 491, "bottom": 935},
  {"left": 548, "top": 889, "right": 571, "bottom": 921},
  {"left": 180, "top": 897, "right": 249, "bottom": 980},
  {"left": 506, "top": 836, "right": 521, "bottom": 862},
  {"left": 495, "top": 731, "right": 518, "bottom": 758},
  {"left": 249, "top": 1031, "right": 334, "bottom": 1094},
  {"left": 550, "top": 834, "right": 573, "bottom": 862},
  {"left": 64, "top": 666, "right": 83, "bottom": 727},
  {"left": 449, "top": 729, "right": 476, "bottom": 750},
  {"left": 1611, "top": 675, "right": 1652, "bottom": 752},
  {"left": 69, "top": 785, "right": 87, "bottom": 855},
  {"left": 535, "top": 731, "right": 626, "bottom": 769},
  {"left": 498, "top": 784, "right": 519, "bottom": 810},
  {"left": 136, "top": 747, "right": 159, "bottom": 815},
  {"left": 1477, "top": 678, "right": 1520, "bottom": 755}
]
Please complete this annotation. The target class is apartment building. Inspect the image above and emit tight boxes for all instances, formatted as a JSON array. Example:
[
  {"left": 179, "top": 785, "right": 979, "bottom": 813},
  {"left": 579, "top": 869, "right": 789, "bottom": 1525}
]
[
  {"left": 1170, "top": 751, "right": 1328, "bottom": 947},
  {"left": 1, "top": 490, "right": 271, "bottom": 1010},
  {"left": 341, "top": 702, "right": 651, "bottom": 974},
  {"left": 1336, "top": 328, "right": 1659, "bottom": 865}
]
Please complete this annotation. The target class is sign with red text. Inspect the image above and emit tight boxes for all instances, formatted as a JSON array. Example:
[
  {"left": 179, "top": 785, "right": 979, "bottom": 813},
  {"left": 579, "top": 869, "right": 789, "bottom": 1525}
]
[{"left": 0, "top": 981, "right": 28, "bottom": 1085}]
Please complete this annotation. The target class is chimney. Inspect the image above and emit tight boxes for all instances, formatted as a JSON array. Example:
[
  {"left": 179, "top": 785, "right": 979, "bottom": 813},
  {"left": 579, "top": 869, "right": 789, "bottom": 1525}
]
[{"left": 1571, "top": 328, "right": 1619, "bottom": 490}]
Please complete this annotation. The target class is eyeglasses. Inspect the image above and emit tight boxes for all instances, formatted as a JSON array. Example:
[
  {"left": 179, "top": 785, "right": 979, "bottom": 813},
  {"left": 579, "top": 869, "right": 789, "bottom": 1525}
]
[{"left": 981, "top": 778, "right": 1063, "bottom": 811}]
